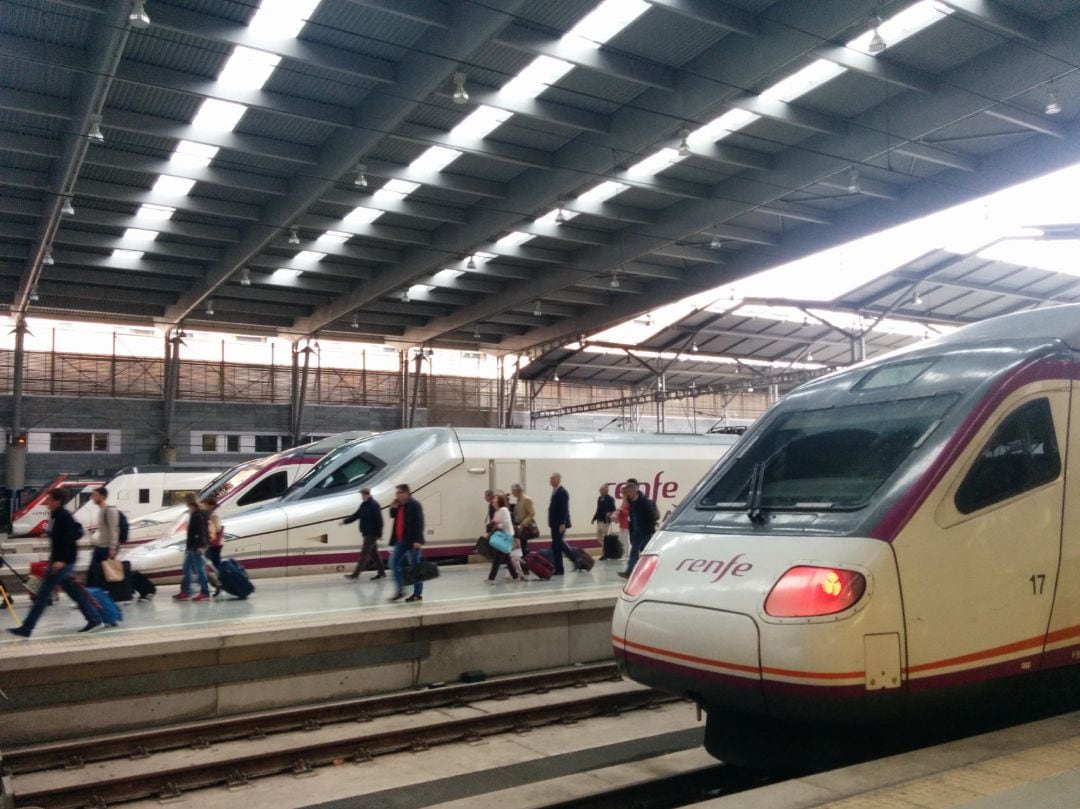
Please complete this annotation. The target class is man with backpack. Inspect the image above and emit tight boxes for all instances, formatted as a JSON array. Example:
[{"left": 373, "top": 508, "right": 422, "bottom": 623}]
[
  {"left": 87, "top": 487, "right": 123, "bottom": 589},
  {"left": 8, "top": 488, "right": 102, "bottom": 637},
  {"left": 618, "top": 478, "right": 660, "bottom": 580}
]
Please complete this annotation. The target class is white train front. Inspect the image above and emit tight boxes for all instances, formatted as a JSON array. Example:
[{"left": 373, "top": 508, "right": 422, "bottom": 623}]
[
  {"left": 613, "top": 304, "right": 1080, "bottom": 762},
  {"left": 125, "top": 427, "right": 737, "bottom": 580}
]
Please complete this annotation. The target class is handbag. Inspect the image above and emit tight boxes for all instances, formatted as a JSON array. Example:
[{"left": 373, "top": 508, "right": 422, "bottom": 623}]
[
  {"left": 402, "top": 560, "right": 440, "bottom": 585},
  {"left": 475, "top": 535, "right": 497, "bottom": 561},
  {"left": 102, "top": 558, "right": 125, "bottom": 583},
  {"left": 488, "top": 529, "right": 512, "bottom": 554},
  {"left": 519, "top": 523, "right": 539, "bottom": 541}
]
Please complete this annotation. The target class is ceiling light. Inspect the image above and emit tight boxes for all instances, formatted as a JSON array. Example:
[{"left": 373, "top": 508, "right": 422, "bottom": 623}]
[
  {"left": 473, "top": 327, "right": 481, "bottom": 340},
  {"left": 577, "top": 180, "right": 628, "bottom": 205},
  {"left": 170, "top": 140, "right": 219, "bottom": 169},
  {"left": 87, "top": 115, "right": 104, "bottom": 144},
  {"left": 373, "top": 179, "right": 420, "bottom": 202},
  {"left": 402, "top": 289, "right": 410, "bottom": 303},
  {"left": 847, "top": 167, "right": 860, "bottom": 194},
  {"left": 451, "top": 105, "right": 511, "bottom": 139},
  {"left": 29, "top": 287, "right": 39, "bottom": 303},
  {"left": 351, "top": 313, "right": 359, "bottom": 329},
  {"left": 152, "top": 175, "right": 196, "bottom": 196},
  {"left": 677, "top": 128, "right": 691, "bottom": 157},
  {"left": 240, "top": 268, "right": 251, "bottom": 287},
  {"left": 218, "top": 46, "right": 281, "bottom": 91},
  {"left": 555, "top": 206, "right": 567, "bottom": 224},
  {"left": 112, "top": 248, "right": 144, "bottom": 260},
  {"left": 500, "top": 55, "right": 574, "bottom": 100},
  {"left": 868, "top": 21, "right": 886, "bottom": 53},
  {"left": 205, "top": 299, "right": 215, "bottom": 317},
  {"left": 533, "top": 300, "right": 542, "bottom": 317},
  {"left": 343, "top": 206, "right": 382, "bottom": 225},
  {"left": 628, "top": 147, "right": 680, "bottom": 176},
  {"left": 691, "top": 342, "right": 699, "bottom": 352},
  {"left": 129, "top": 0, "right": 150, "bottom": 29},
  {"left": 271, "top": 268, "right": 302, "bottom": 281},
  {"left": 709, "top": 233, "right": 723, "bottom": 250},
  {"left": 566, "top": 0, "right": 650, "bottom": 47},
  {"left": 452, "top": 71, "right": 469, "bottom": 104},
  {"left": 354, "top": 162, "right": 368, "bottom": 187},
  {"left": 42, "top": 248, "right": 54, "bottom": 266},
  {"left": 123, "top": 227, "right": 158, "bottom": 241},
  {"left": 466, "top": 254, "right": 477, "bottom": 269},
  {"left": 136, "top": 203, "right": 175, "bottom": 221},
  {"left": 249, "top": 0, "right": 320, "bottom": 38},
  {"left": 1046, "top": 84, "right": 1062, "bottom": 116},
  {"left": 191, "top": 99, "right": 247, "bottom": 132},
  {"left": 610, "top": 270, "right": 620, "bottom": 288},
  {"left": 60, "top": 197, "right": 75, "bottom": 216},
  {"left": 495, "top": 231, "right": 534, "bottom": 249},
  {"left": 806, "top": 348, "right": 814, "bottom": 361},
  {"left": 289, "top": 226, "right": 300, "bottom": 245},
  {"left": 410, "top": 145, "right": 461, "bottom": 174}
]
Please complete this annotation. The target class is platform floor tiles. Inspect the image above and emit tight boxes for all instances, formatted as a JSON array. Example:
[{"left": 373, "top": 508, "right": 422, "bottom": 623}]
[{"left": 0, "top": 560, "right": 625, "bottom": 642}]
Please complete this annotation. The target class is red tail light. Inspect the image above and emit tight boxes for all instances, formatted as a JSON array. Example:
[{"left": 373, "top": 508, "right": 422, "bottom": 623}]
[
  {"left": 623, "top": 554, "right": 659, "bottom": 598},
  {"left": 764, "top": 566, "right": 866, "bottom": 617}
]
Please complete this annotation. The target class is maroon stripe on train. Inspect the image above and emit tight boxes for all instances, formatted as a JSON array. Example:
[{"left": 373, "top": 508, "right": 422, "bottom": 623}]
[
  {"left": 871, "top": 357, "right": 1077, "bottom": 542},
  {"left": 620, "top": 648, "right": 762, "bottom": 691}
]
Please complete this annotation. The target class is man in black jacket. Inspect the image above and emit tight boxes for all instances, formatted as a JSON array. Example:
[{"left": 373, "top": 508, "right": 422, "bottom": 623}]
[
  {"left": 174, "top": 493, "right": 211, "bottom": 601},
  {"left": 548, "top": 472, "right": 574, "bottom": 575},
  {"left": 8, "top": 489, "right": 102, "bottom": 637},
  {"left": 343, "top": 486, "right": 385, "bottom": 580},
  {"left": 388, "top": 484, "right": 425, "bottom": 603},
  {"left": 618, "top": 479, "right": 659, "bottom": 579},
  {"left": 592, "top": 484, "right": 616, "bottom": 555}
]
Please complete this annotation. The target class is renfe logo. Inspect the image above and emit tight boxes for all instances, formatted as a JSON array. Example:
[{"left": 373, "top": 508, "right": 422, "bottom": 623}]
[
  {"left": 676, "top": 553, "right": 753, "bottom": 583},
  {"left": 606, "top": 472, "right": 679, "bottom": 500}
]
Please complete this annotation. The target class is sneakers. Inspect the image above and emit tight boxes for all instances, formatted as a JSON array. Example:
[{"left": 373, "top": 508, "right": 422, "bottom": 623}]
[
  {"left": 212, "top": 589, "right": 221, "bottom": 598},
  {"left": 191, "top": 593, "right": 210, "bottom": 602},
  {"left": 7, "top": 626, "right": 31, "bottom": 639},
  {"left": 390, "top": 591, "right": 405, "bottom": 602},
  {"left": 139, "top": 593, "right": 154, "bottom": 602},
  {"left": 173, "top": 592, "right": 190, "bottom": 601},
  {"left": 370, "top": 572, "right": 386, "bottom": 580},
  {"left": 78, "top": 621, "right": 102, "bottom": 633},
  {"left": 344, "top": 573, "right": 359, "bottom": 581},
  {"left": 617, "top": 571, "right": 630, "bottom": 579},
  {"left": 405, "top": 594, "right": 423, "bottom": 603}
]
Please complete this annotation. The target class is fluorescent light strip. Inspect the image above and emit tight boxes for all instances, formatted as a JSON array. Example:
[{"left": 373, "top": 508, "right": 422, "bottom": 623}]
[
  {"left": 435, "top": 269, "right": 463, "bottom": 280},
  {"left": 170, "top": 140, "right": 220, "bottom": 169},
  {"left": 372, "top": 179, "right": 420, "bottom": 202},
  {"left": 495, "top": 231, "right": 534, "bottom": 249},
  {"left": 565, "top": 0, "right": 650, "bottom": 48},
  {"left": 759, "top": 59, "right": 846, "bottom": 103},
  {"left": 249, "top": 0, "right": 322, "bottom": 38},
  {"left": 291, "top": 250, "right": 327, "bottom": 263},
  {"left": 218, "top": 46, "right": 282, "bottom": 91},
  {"left": 122, "top": 228, "right": 158, "bottom": 242},
  {"left": 410, "top": 145, "right": 461, "bottom": 173},
  {"left": 192, "top": 99, "right": 247, "bottom": 132},
  {"left": 272, "top": 268, "right": 303, "bottom": 281},
  {"left": 577, "top": 181, "right": 629, "bottom": 205},
  {"left": 500, "top": 56, "right": 575, "bottom": 100},
  {"left": 135, "top": 204, "right": 175, "bottom": 221},
  {"left": 343, "top": 206, "right": 383, "bottom": 225},
  {"left": 112, "top": 249, "right": 145, "bottom": 260},
  {"left": 152, "top": 175, "right": 196, "bottom": 196},
  {"left": 317, "top": 230, "right": 352, "bottom": 245},
  {"left": 409, "top": 283, "right": 435, "bottom": 295},
  {"left": 451, "top": 105, "right": 514, "bottom": 138},
  {"left": 628, "top": 147, "right": 683, "bottom": 176}
]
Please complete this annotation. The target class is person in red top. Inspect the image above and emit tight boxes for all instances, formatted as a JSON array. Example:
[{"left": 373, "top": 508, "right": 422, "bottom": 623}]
[{"left": 388, "top": 484, "right": 425, "bottom": 603}]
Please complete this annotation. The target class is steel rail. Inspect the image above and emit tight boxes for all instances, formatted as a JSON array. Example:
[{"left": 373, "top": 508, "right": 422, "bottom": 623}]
[{"left": 14, "top": 685, "right": 676, "bottom": 808}]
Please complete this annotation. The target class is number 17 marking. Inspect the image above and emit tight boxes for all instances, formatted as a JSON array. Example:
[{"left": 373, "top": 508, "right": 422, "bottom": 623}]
[{"left": 1030, "top": 574, "right": 1046, "bottom": 595}]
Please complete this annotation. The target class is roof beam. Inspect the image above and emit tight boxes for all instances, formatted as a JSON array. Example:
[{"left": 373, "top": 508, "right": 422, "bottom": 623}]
[
  {"left": 164, "top": 1, "right": 530, "bottom": 326},
  {"left": 393, "top": 123, "right": 552, "bottom": 170},
  {"left": 321, "top": 187, "right": 469, "bottom": 225},
  {"left": 983, "top": 104, "right": 1067, "bottom": 137},
  {"left": 514, "top": 221, "right": 609, "bottom": 246},
  {"left": 0, "top": 87, "right": 70, "bottom": 120},
  {"left": 493, "top": 23, "right": 677, "bottom": 91},
  {"left": 725, "top": 94, "right": 848, "bottom": 136},
  {"left": 757, "top": 200, "right": 833, "bottom": 225},
  {"left": 653, "top": 244, "right": 727, "bottom": 264},
  {"left": 365, "top": 158, "right": 507, "bottom": 199},
  {"left": 74, "top": 177, "right": 262, "bottom": 221},
  {"left": 814, "top": 45, "right": 938, "bottom": 93},
  {"left": 817, "top": 172, "right": 903, "bottom": 200},
  {"left": 893, "top": 141, "right": 978, "bottom": 172},
  {"left": 939, "top": 0, "right": 1046, "bottom": 44},
  {"left": 644, "top": 0, "right": 759, "bottom": 37}
]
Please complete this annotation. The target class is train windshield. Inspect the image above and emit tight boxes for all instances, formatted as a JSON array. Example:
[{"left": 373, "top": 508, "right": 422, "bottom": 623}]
[
  {"left": 698, "top": 394, "right": 958, "bottom": 511},
  {"left": 199, "top": 459, "right": 270, "bottom": 501}
]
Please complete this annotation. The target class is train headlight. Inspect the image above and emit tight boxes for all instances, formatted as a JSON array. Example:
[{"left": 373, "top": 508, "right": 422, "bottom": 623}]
[
  {"left": 764, "top": 566, "right": 866, "bottom": 617},
  {"left": 623, "top": 554, "right": 659, "bottom": 599}
]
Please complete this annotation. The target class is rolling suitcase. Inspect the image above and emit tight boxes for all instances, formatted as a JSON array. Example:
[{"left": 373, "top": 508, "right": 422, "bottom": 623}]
[
  {"left": 522, "top": 551, "right": 553, "bottom": 580},
  {"left": 131, "top": 570, "right": 157, "bottom": 600},
  {"left": 572, "top": 547, "right": 595, "bottom": 572},
  {"left": 602, "top": 533, "right": 624, "bottom": 560},
  {"left": 217, "top": 558, "right": 255, "bottom": 599},
  {"left": 102, "top": 560, "right": 134, "bottom": 603},
  {"left": 28, "top": 560, "right": 58, "bottom": 603}
]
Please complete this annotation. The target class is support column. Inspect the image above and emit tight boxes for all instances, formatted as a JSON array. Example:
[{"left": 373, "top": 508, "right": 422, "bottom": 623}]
[
  {"left": 160, "top": 329, "right": 180, "bottom": 465},
  {"left": 505, "top": 357, "right": 520, "bottom": 430},
  {"left": 408, "top": 350, "right": 423, "bottom": 428},
  {"left": 656, "top": 373, "right": 667, "bottom": 433},
  {"left": 290, "top": 340, "right": 312, "bottom": 447},
  {"left": 399, "top": 350, "right": 409, "bottom": 429},
  {"left": 6, "top": 319, "right": 29, "bottom": 503}
]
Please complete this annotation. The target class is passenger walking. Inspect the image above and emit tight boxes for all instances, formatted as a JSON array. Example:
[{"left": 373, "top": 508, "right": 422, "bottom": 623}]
[
  {"left": 174, "top": 493, "right": 211, "bottom": 602},
  {"left": 548, "top": 472, "right": 575, "bottom": 576},
  {"left": 389, "top": 484, "right": 425, "bottom": 603},
  {"left": 616, "top": 492, "right": 631, "bottom": 559},
  {"left": 483, "top": 489, "right": 496, "bottom": 525},
  {"left": 201, "top": 498, "right": 222, "bottom": 596},
  {"left": 511, "top": 483, "right": 537, "bottom": 557},
  {"left": 8, "top": 489, "right": 102, "bottom": 637},
  {"left": 618, "top": 479, "right": 659, "bottom": 579},
  {"left": 343, "top": 486, "right": 385, "bottom": 580},
  {"left": 592, "top": 484, "right": 616, "bottom": 553},
  {"left": 485, "top": 493, "right": 521, "bottom": 584},
  {"left": 87, "top": 486, "right": 120, "bottom": 588}
]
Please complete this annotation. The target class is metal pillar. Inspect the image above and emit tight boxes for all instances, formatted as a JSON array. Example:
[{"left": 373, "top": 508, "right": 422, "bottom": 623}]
[
  {"left": 291, "top": 340, "right": 312, "bottom": 447},
  {"left": 505, "top": 357, "right": 521, "bottom": 430},
  {"left": 407, "top": 350, "right": 424, "bottom": 428},
  {"left": 656, "top": 373, "right": 667, "bottom": 433},
  {"left": 5, "top": 319, "right": 28, "bottom": 494},
  {"left": 399, "top": 350, "right": 409, "bottom": 428},
  {"left": 160, "top": 329, "right": 180, "bottom": 464}
]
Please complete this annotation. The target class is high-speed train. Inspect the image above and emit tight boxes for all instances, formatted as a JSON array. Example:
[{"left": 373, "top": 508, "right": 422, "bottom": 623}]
[
  {"left": 118, "top": 432, "right": 374, "bottom": 546},
  {"left": 10, "top": 474, "right": 104, "bottom": 536},
  {"left": 125, "top": 428, "right": 738, "bottom": 580},
  {"left": 613, "top": 303, "right": 1080, "bottom": 763},
  {"left": 73, "top": 466, "right": 223, "bottom": 536}
]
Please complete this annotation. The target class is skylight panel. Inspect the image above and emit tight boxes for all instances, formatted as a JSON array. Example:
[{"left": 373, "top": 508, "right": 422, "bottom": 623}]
[
  {"left": 474, "top": 251, "right": 497, "bottom": 262},
  {"left": 435, "top": 269, "right": 464, "bottom": 280},
  {"left": 979, "top": 239, "right": 1080, "bottom": 278},
  {"left": 291, "top": 250, "right": 327, "bottom": 263},
  {"left": 249, "top": 0, "right": 321, "bottom": 38},
  {"left": 191, "top": 99, "right": 247, "bottom": 132},
  {"left": 759, "top": 59, "right": 846, "bottom": 103},
  {"left": 688, "top": 109, "right": 760, "bottom": 146},
  {"left": 577, "top": 180, "right": 629, "bottom": 205},
  {"left": 136, "top": 203, "right": 175, "bottom": 221},
  {"left": 372, "top": 179, "right": 420, "bottom": 202},
  {"left": 317, "top": 230, "right": 352, "bottom": 245},
  {"left": 565, "top": 0, "right": 650, "bottom": 47},
  {"left": 500, "top": 56, "right": 575, "bottom": 100},
  {"left": 122, "top": 228, "right": 158, "bottom": 242},
  {"left": 410, "top": 145, "right": 461, "bottom": 174},
  {"left": 627, "top": 147, "right": 683, "bottom": 176},
  {"left": 848, "top": 1, "right": 951, "bottom": 55},
  {"left": 272, "top": 268, "right": 303, "bottom": 281},
  {"left": 169, "top": 140, "right": 220, "bottom": 169},
  {"left": 217, "top": 46, "right": 282, "bottom": 91},
  {"left": 112, "top": 249, "right": 145, "bottom": 260},
  {"left": 409, "top": 283, "right": 435, "bottom": 295},
  {"left": 152, "top": 175, "right": 196, "bottom": 196},
  {"left": 451, "top": 105, "right": 513, "bottom": 139},
  {"left": 495, "top": 231, "right": 534, "bottom": 249},
  {"left": 343, "top": 206, "right": 383, "bottom": 225}
]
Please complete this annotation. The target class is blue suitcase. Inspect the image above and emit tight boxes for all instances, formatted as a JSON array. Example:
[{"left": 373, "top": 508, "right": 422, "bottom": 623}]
[
  {"left": 218, "top": 558, "right": 255, "bottom": 599},
  {"left": 86, "top": 587, "right": 122, "bottom": 626}
]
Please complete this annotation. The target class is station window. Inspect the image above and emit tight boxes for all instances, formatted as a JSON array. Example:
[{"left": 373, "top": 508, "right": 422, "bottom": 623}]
[
  {"left": 226, "top": 435, "right": 240, "bottom": 453},
  {"left": 254, "top": 435, "right": 279, "bottom": 453},
  {"left": 201, "top": 434, "right": 219, "bottom": 452},
  {"left": 49, "top": 432, "right": 110, "bottom": 452},
  {"left": 955, "top": 398, "right": 1061, "bottom": 514}
]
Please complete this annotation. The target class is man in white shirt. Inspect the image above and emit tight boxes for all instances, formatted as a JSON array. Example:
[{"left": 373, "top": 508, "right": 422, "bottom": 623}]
[{"left": 87, "top": 486, "right": 119, "bottom": 587}]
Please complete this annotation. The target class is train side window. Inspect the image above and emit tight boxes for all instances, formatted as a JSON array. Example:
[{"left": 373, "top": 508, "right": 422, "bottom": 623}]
[
  {"left": 955, "top": 398, "right": 1060, "bottom": 514},
  {"left": 138, "top": 488, "right": 150, "bottom": 504},
  {"left": 236, "top": 471, "right": 289, "bottom": 506}
]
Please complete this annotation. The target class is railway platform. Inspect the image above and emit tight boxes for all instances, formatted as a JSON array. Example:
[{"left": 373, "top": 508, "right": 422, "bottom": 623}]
[{"left": 0, "top": 561, "right": 624, "bottom": 746}]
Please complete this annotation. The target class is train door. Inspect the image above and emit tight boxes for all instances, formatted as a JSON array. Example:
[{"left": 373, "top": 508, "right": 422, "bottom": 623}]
[
  {"left": 1045, "top": 379, "right": 1080, "bottom": 669},
  {"left": 896, "top": 386, "right": 1068, "bottom": 687},
  {"left": 491, "top": 460, "right": 522, "bottom": 493}
]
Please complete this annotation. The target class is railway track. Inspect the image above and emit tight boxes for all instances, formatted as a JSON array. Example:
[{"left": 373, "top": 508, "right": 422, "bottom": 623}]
[{"left": 5, "top": 663, "right": 680, "bottom": 809}]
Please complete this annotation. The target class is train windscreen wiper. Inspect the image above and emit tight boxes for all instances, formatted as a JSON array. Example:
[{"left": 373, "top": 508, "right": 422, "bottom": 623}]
[{"left": 745, "top": 461, "right": 767, "bottom": 524}]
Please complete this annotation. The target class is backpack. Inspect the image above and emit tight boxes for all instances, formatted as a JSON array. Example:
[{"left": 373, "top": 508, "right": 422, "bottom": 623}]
[
  {"left": 72, "top": 519, "right": 85, "bottom": 541},
  {"left": 116, "top": 508, "right": 129, "bottom": 544}
]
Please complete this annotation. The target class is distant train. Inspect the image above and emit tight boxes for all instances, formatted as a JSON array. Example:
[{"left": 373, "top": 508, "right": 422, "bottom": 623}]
[
  {"left": 9, "top": 474, "right": 104, "bottom": 537},
  {"left": 125, "top": 428, "right": 738, "bottom": 580},
  {"left": 613, "top": 304, "right": 1080, "bottom": 764},
  {"left": 121, "top": 431, "right": 373, "bottom": 546},
  {"left": 73, "top": 466, "right": 224, "bottom": 536}
]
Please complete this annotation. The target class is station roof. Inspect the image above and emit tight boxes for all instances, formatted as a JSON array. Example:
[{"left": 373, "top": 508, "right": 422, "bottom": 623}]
[{"left": 3, "top": 0, "right": 1080, "bottom": 360}]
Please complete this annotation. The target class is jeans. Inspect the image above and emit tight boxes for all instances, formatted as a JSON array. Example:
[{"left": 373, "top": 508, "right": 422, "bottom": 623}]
[
  {"left": 205, "top": 545, "right": 222, "bottom": 570},
  {"left": 352, "top": 535, "right": 385, "bottom": 576},
  {"left": 550, "top": 526, "right": 575, "bottom": 575},
  {"left": 22, "top": 563, "right": 100, "bottom": 634},
  {"left": 86, "top": 545, "right": 111, "bottom": 587},
  {"left": 181, "top": 549, "right": 209, "bottom": 596},
  {"left": 624, "top": 531, "right": 653, "bottom": 575},
  {"left": 390, "top": 542, "right": 423, "bottom": 596}
]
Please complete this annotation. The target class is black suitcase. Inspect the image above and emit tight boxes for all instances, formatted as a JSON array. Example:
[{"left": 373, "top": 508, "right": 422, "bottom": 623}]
[
  {"left": 603, "top": 533, "right": 624, "bottom": 559},
  {"left": 218, "top": 558, "right": 255, "bottom": 599},
  {"left": 573, "top": 547, "right": 595, "bottom": 571},
  {"left": 131, "top": 570, "right": 157, "bottom": 599},
  {"left": 90, "top": 560, "right": 135, "bottom": 603}
]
